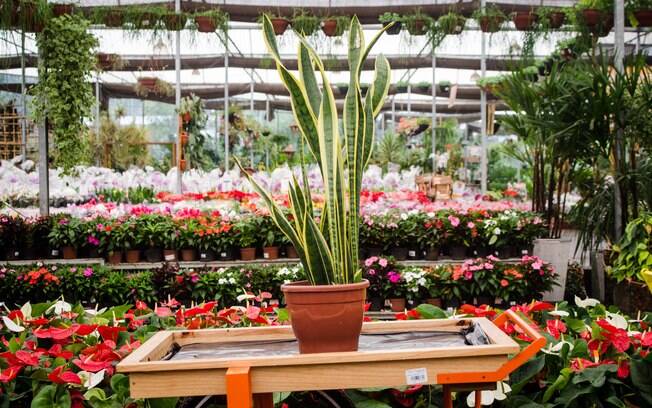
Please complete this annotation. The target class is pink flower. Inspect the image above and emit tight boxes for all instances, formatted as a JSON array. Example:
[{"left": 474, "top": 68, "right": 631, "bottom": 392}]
[
  {"left": 387, "top": 271, "right": 401, "bottom": 283},
  {"left": 364, "top": 257, "right": 378, "bottom": 267},
  {"left": 379, "top": 258, "right": 388, "bottom": 268},
  {"left": 467, "top": 222, "right": 475, "bottom": 229},
  {"left": 367, "top": 269, "right": 376, "bottom": 276},
  {"left": 87, "top": 235, "right": 100, "bottom": 246},
  {"left": 484, "top": 263, "right": 494, "bottom": 270},
  {"left": 448, "top": 215, "right": 460, "bottom": 227},
  {"left": 532, "top": 261, "right": 543, "bottom": 270},
  {"left": 83, "top": 267, "right": 93, "bottom": 278}
]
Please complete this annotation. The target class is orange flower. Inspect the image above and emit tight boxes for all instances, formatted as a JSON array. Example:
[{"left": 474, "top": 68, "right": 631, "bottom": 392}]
[{"left": 500, "top": 279, "right": 509, "bottom": 287}]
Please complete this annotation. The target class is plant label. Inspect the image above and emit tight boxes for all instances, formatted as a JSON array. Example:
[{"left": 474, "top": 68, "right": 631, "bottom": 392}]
[
  {"left": 264, "top": 253, "right": 269, "bottom": 259},
  {"left": 220, "top": 252, "right": 227, "bottom": 258},
  {"left": 405, "top": 367, "right": 427, "bottom": 385},
  {"left": 51, "top": 250, "right": 59, "bottom": 256},
  {"left": 200, "top": 253, "right": 207, "bottom": 259},
  {"left": 165, "top": 254, "right": 175, "bottom": 261},
  {"left": 408, "top": 250, "right": 416, "bottom": 257}
]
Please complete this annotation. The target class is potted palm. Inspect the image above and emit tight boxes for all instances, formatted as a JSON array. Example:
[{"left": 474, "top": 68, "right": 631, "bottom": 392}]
[{"left": 237, "top": 16, "right": 391, "bottom": 353}]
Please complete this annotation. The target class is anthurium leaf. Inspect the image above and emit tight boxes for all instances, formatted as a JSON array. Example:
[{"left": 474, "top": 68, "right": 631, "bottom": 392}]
[
  {"left": 630, "top": 354, "right": 652, "bottom": 405},
  {"left": 510, "top": 354, "right": 546, "bottom": 394},
  {"left": 97, "top": 304, "right": 132, "bottom": 320},
  {"left": 31, "top": 385, "right": 71, "bottom": 408},
  {"left": 542, "top": 368, "right": 572, "bottom": 403},
  {"left": 146, "top": 398, "right": 178, "bottom": 408},
  {"left": 415, "top": 304, "right": 447, "bottom": 319}
]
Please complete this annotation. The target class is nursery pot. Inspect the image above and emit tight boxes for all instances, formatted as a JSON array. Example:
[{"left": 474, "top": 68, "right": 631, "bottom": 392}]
[
  {"left": 6, "top": 249, "right": 20, "bottom": 261},
  {"left": 179, "top": 159, "right": 187, "bottom": 171},
  {"left": 321, "top": 19, "right": 339, "bottom": 37},
  {"left": 613, "top": 280, "right": 652, "bottom": 315},
  {"left": 218, "top": 248, "right": 235, "bottom": 261},
  {"left": 125, "top": 249, "right": 141, "bottom": 263},
  {"left": 180, "top": 132, "right": 189, "bottom": 145},
  {"left": 180, "top": 248, "right": 198, "bottom": 262},
  {"left": 163, "top": 249, "right": 178, "bottom": 262},
  {"left": 52, "top": 4, "right": 73, "bottom": 16},
  {"left": 426, "top": 298, "right": 442, "bottom": 308},
  {"left": 138, "top": 77, "right": 157, "bottom": 88},
  {"left": 240, "top": 247, "right": 256, "bottom": 261},
  {"left": 366, "top": 247, "right": 383, "bottom": 257},
  {"left": 104, "top": 10, "right": 124, "bottom": 27},
  {"left": 22, "top": 247, "right": 36, "bottom": 260},
  {"left": 406, "top": 248, "right": 421, "bottom": 260},
  {"left": 194, "top": 16, "right": 217, "bottom": 32},
  {"left": 512, "top": 12, "right": 537, "bottom": 31},
  {"left": 144, "top": 248, "right": 163, "bottom": 263},
  {"left": 49, "top": 248, "right": 60, "bottom": 259},
  {"left": 199, "top": 249, "right": 217, "bottom": 262},
  {"left": 406, "top": 19, "right": 427, "bottom": 35},
  {"left": 281, "top": 280, "right": 369, "bottom": 354},
  {"left": 263, "top": 246, "right": 279, "bottom": 260},
  {"left": 62, "top": 246, "right": 77, "bottom": 260},
  {"left": 85, "top": 247, "right": 100, "bottom": 259},
  {"left": 270, "top": 18, "right": 290, "bottom": 35},
  {"left": 286, "top": 245, "right": 299, "bottom": 259},
  {"left": 424, "top": 246, "right": 440, "bottom": 261},
  {"left": 383, "top": 21, "right": 402, "bottom": 35},
  {"left": 389, "top": 298, "right": 406, "bottom": 312},
  {"left": 108, "top": 251, "right": 123, "bottom": 264},
  {"left": 635, "top": 10, "right": 652, "bottom": 27},
  {"left": 582, "top": 9, "right": 613, "bottom": 35},
  {"left": 479, "top": 16, "right": 504, "bottom": 33},
  {"left": 548, "top": 12, "right": 566, "bottom": 29},
  {"left": 390, "top": 247, "right": 408, "bottom": 261},
  {"left": 449, "top": 245, "right": 467, "bottom": 260},
  {"left": 368, "top": 296, "right": 385, "bottom": 312}
]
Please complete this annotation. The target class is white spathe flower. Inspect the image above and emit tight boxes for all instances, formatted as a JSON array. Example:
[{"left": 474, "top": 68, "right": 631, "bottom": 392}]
[
  {"left": 542, "top": 340, "right": 573, "bottom": 355},
  {"left": 2, "top": 316, "right": 24, "bottom": 332},
  {"left": 575, "top": 296, "right": 600, "bottom": 308},
  {"left": 493, "top": 228, "right": 501, "bottom": 236},
  {"left": 466, "top": 382, "right": 511, "bottom": 407},
  {"left": 20, "top": 302, "right": 32, "bottom": 320},
  {"left": 606, "top": 312, "right": 628, "bottom": 330},
  {"left": 549, "top": 310, "right": 570, "bottom": 317},
  {"left": 47, "top": 300, "right": 72, "bottom": 315},
  {"left": 79, "top": 369, "right": 105, "bottom": 389},
  {"left": 400, "top": 213, "right": 408, "bottom": 220}
]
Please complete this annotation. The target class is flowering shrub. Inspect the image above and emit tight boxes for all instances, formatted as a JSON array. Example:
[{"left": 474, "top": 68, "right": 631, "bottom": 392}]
[
  {"left": 362, "top": 256, "right": 399, "bottom": 298},
  {"left": 0, "top": 297, "right": 281, "bottom": 407}
]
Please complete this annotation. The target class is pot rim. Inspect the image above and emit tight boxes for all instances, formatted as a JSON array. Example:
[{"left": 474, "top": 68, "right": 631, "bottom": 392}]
[{"left": 282, "top": 279, "right": 369, "bottom": 293}]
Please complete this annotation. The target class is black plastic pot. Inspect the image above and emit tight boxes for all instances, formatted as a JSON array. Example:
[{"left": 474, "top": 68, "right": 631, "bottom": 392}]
[
  {"left": 199, "top": 249, "right": 217, "bottom": 262},
  {"left": 424, "top": 247, "right": 440, "bottom": 261},
  {"left": 144, "top": 248, "right": 164, "bottom": 262},
  {"left": 383, "top": 21, "right": 402, "bottom": 35},
  {"left": 390, "top": 247, "right": 408, "bottom": 261},
  {"left": 406, "top": 248, "right": 421, "bottom": 260},
  {"left": 368, "top": 296, "right": 385, "bottom": 312},
  {"left": 218, "top": 248, "right": 236, "bottom": 261},
  {"left": 366, "top": 247, "right": 383, "bottom": 257},
  {"left": 449, "top": 245, "right": 467, "bottom": 260}
]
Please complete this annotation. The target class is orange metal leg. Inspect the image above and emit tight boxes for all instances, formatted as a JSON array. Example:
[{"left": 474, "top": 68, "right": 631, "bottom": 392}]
[
  {"left": 226, "top": 366, "right": 252, "bottom": 408},
  {"left": 253, "top": 393, "right": 274, "bottom": 408},
  {"left": 442, "top": 384, "right": 453, "bottom": 408},
  {"left": 474, "top": 390, "right": 482, "bottom": 408}
]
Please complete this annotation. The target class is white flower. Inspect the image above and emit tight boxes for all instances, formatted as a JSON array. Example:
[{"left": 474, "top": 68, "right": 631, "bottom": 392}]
[
  {"left": 493, "top": 228, "right": 501, "bottom": 236},
  {"left": 606, "top": 312, "right": 628, "bottom": 330},
  {"left": 1, "top": 316, "right": 24, "bottom": 332},
  {"left": 400, "top": 213, "right": 408, "bottom": 220},
  {"left": 47, "top": 300, "right": 72, "bottom": 315},
  {"left": 542, "top": 340, "right": 573, "bottom": 355},
  {"left": 574, "top": 296, "right": 600, "bottom": 308},
  {"left": 467, "top": 382, "right": 511, "bottom": 407},
  {"left": 549, "top": 310, "right": 570, "bottom": 317},
  {"left": 79, "top": 369, "right": 105, "bottom": 389}
]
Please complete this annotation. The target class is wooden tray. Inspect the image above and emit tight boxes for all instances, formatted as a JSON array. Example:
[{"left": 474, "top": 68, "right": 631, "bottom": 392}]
[{"left": 118, "top": 318, "right": 519, "bottom": 399}]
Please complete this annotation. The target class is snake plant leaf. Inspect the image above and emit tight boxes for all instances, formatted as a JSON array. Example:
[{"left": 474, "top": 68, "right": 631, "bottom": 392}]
[{"left": 298, "top": 42, "right": 322, "bottom": 117}]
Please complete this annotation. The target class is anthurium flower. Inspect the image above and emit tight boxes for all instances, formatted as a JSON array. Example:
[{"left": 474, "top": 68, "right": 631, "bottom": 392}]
[
  {"left": 460, "top": 304, "right": 496, "bottom": 318},
  {"left": 48, "top": 344, "right": 74, "bottom": 360},
  {"left": 48, "top": 365, "right": 82, "bottom": 385},
  {"left": 97, "top": 326, "right": 126, "bottom": 343},
  {"left": 545, "top": 319, "right": 567, "bottom": 339},
  {"left": 575, "top": 296, "right": 600, "bottom": 308},
  {"left": 1, "top": 316, "right": 25, "bottom": 333},
  {"left": 15, "top": 350, "right": 41, "bottom": 366},
  {"left": 34, "top": 326, "right": 76, "bottom": 340},
  {"left": 596, "top": 319, "right": 631, "bottom": 353},
  {"left": 0, "top": 366, "right": 21, "bottom": 383}
]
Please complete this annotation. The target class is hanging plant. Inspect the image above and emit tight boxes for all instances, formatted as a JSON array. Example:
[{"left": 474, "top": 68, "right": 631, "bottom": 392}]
[
  {"left": 291, "top": 10, "right": 320, "bottom": 36},
  {"left": 162, "top": 12, "right": 188, "bottom": 31},
  {"left": 472, "top": 4, "right": 507, "bottom": 33},
  {"left": 96, "top": 52, "right": 124, "bottom": 71},
  {"left": 177, "top": 94, "right": 210, "bottom": 170},
  {"left": 512, "top": 10, "right": 538, "bottom": 31},
  {"left": 536, "top": 6, "right": 568, "bottom": 29},
  {"left": 31, "top": 14, "right": 98, "bottom": 172},
  {"left": 321, "top": 15, "right": 349, "bottom": 37},
  {"left": 628, "top": 0, "right": 652, "bottom": 27},
  {"left": 192, "top": 9, "right": 229, "bottom": 33},
  {"left": 403, "top": 9, "right": 432, "bottom": 36},
  {"left": 259, "top": 13, "right": 290, "bottom": 35},
  {"left": 378, "top": 12, "right": 402, "bottom": 35},
  {"left": 576, "top": 0, "right": 614, "bottom": 36},
  {"left": 134, "top": 77, "right": 173, "bottom": 97},
  {"left": 51, "top": 2, "right": 73, "bottom": 17},
  {"left": 437, "top": 11, "right": 466, "bottom": 35},
  {"left": 1, "top": 0, "right": 50, "bottom": 33}
]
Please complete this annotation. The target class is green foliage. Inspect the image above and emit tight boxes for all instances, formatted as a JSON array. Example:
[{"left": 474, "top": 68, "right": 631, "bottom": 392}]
[
  {"left": 488, "top": 147, "right": 519, "bottom": 192},
  {"left": 610, "top": 212, "right": 652, "bottom": 283},
  {"left": 178, "top": 94, "right": 211, "bottom": 170},
  {"left": 31, "top": 14, "right": 97, "bottom": 172},
  {"left": 291, "top": 10, "right": 320, "bottom": 36},
  {"left": 90, "top": 111, "right": 150, "bottom": 171},
  {"left": 238, "top": 16, "right": 391, "bottom": 285}
]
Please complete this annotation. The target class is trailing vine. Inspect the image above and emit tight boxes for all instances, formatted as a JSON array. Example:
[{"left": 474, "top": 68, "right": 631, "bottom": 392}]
[
  {"left": 178, "top": 94, "right": 210, "bottom": 170},
  {"left": 31, "top": 14, "right": 98, "bottom": 172}
]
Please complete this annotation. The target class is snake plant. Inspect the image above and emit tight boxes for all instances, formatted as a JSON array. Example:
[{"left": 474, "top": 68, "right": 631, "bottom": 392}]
[{"left": 236, "top": 16, "right": 391, "bottom": 285}]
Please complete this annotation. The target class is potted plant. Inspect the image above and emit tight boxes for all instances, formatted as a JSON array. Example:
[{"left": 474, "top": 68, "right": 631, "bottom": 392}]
[
  {"left": 577, "top": 0, "right": 614, "bottom": 35},
  {"left": 379, "top": 12, "right": 402, "bottom": 35},
  {"left": 473, "top": 5, "right": 507, "bottom": 33},
  {"left": 442, "top": 212, "right": 468, "bottom": 260},
  {"left": 193, "top": 9, "right": 228, "bottom": 33},
  {"left": 48, "top": 216, "right": 81, "bottom": 259},
  {"left": 628, "top": 0, "right": 652, "bottom": 27},
  {"left": 424, "top": 271, "right": 443, "bottom": 307},
  {"left": 420, "top": 216, "right": 442, "bottom": 261},
  {"left": 260, "top": 12, "right": 290, "bottom": 35},
  {"left": 237, "top": 16, "right": 391, "bottom": 353},
  {"left": 384, "top": 270, "right": 406, "bottom": 312},
  {"left": 235, "top": 217, "right": 257, "bottom": 261},
  {"left": 403, "top": 9, "right": 432, "bottom": 36},
  {"left": 512, "top": 10, "right": 538, "bottom": 31},
  {"left": 437, "top": 11, "right": 466, "bottom": 35},
  {"left": 321, "top": 15, "right": 349, "bottom": 37},
  {"left": 438, "top": 80, "right": 452, "bottom": 93},
  {"left": 0, "top": 215, "right": 24, "bottom": 260},
  {"left": 536, "top": 6, "right": 567, "bottom": 29},
  {"left": 291, "top": 10, "right": 320, "bottom": 36},
  {"left": 117, "top": 218, "right": 141, "bottom": 263},
  {"left": 362, "top": 256, "right": 396, "bottom": 311},
  {"left": 137, "top": 214, "right": 168, "bottom": 262},
  {"left": 176, "top": 219, "right": 199, "bottom": 262},
  {"left": 51, "top": 2, "right": 73, "bottom": 17},
  {"left": 162, "top": 12, "right": 187, "bottom": 31},
  {"left": 259, "top": 216, "right": 280, "bottom": 260},
  {"left": 103, "top": 8, "right": 124, "bottom": 28}
]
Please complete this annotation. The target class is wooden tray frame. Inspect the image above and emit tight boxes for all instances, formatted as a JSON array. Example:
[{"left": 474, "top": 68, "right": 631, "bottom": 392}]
[{"left": 118, "top": 318, "right": 519, "bottom": 399}]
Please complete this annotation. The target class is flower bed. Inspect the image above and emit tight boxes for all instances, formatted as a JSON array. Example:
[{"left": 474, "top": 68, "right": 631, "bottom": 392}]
[
  {"left": 0, "top": 297, "right": 649, "bottom": 408},
  {"left": 0, "top": 256, "right": 556, "bottom": 309},
  {"left": 0, "top": 208, "right": 546, "bottom": 263}
]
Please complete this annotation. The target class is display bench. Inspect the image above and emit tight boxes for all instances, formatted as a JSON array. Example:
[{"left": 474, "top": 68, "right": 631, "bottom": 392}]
[{"left": 118, "top": 310, "right": 544, "bottom": 408}]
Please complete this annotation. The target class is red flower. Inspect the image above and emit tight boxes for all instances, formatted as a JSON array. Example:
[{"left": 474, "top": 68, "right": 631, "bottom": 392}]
[
  {"left": 0, "top": 366, "right": 21, "bottom": 383},
  {"left": 617, "top": 360, "right": 630, "bottom": 379},
  {"left": 545, "top": 319, "right": 567, "bottom": 340},
  {"left": 48, "top": 344, "right": 74, "bottom": 360},
  {"left": 596, "top": 319, "right": 631, "bottom": 353},
  {"left": 97, "top": 326, "right": 126, "bottom": 343},
  {"left": 460, "top": 304, "right": 496, "bottom": 318},
  {"left": 48, "top": 365, "right": 82, "bottom": 385},
  {"left": 15, "top": 350, "right": 41, "bottom": 366}
]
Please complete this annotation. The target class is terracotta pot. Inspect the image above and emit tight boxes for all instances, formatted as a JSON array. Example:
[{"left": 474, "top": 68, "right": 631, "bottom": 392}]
[
  {"left": 240, "top": 247, "right": 256, "bottom": 261},
  {"left": 449, "top": 245, "right": 467, "bottom": 260},
  {"left": 194, "top": 16, "right": 217, "bottom": 32},
  {"left": 199, "top": 249, "right": 216, "bottom": 262},
  {"left": 407, "top": 19, "right": 426, "bottom": 35},
  {"left": 270, "top": 18, "right": 290, "bottom": 35},
  {"left": 286, "top": 245, "right": 299, "bottom": 259},
  {"left": 179, "top": 159, "right": 187, "bottom": 171},
  {"left": 144, "top": 247, "right": 163, "bottom": 262},
  {"left": 163, "top": 249, "right": 177, "bottom": 262},
  {"left": 635, "top": 10, "right": 652, "bottom": 27},
  {"left": 383, "top": 21, "right": 402, "bottom": 35},
  {"left": 263, "top": 246, "right": 279, "bottom": 260},
  {"left": 125, "top": 249, "right": 141, "bottom": 263},
  {"left": 182, "top": 112, "right": 192, "bottom": 123},
  {"left": 163, "top": 14, "right": 188, "bottom": 30},
  {"left": 390, "top": 247, "right": 408, "bottom": 261},
  {"left": 62, "top": 246, "right": 77, "bottom": 260},
  {"left": 104, "top": 10, "right": 124, "bottom": 27},
  {"left": 582, "top": 9, "right": 604, "bottom": 27},
  {"left": 426, "top": 298, "right": 442, "bottom": 308},
  {"left": 548, "top": 11, "right": 566, "bottom": 29},
  {"left": 52, "top": 4, "right": 73, "bottom": 17},
  {"left": 180, "top": 132, "right": 189, "bottom": 145},
  {"left": 180, "top": 248, "right": 197, "bottom": 262},
  {"left": 321, "top": 19, "right": 339, "bottom": 36},
  {"left": 478, "top": 16, "right": 504, "bottom": 33},
  {"left": 282, "top": 280, "right": 369, "bottom": 353},
  {"left": 389, "top": 298, "right": 406, "bottom": 312},
  {"left": 582, "top": 9, "right": 613, "bottom": 36},
  {"left": 512, "top": 12, "right": 537, "bottom": 31},
  {"left": 424, "top": 247, "right": 440, "bottom": 261},
  {"left": 108, "top": 251, "right": 123, "bottom": 264}
]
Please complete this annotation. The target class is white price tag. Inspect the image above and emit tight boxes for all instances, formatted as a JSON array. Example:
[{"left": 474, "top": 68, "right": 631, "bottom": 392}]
[
  {"left": 405, "top": 368, "right": 428, "bottom": 385},
  {"left": 263, "top": 253, "right": 270, "bottom": 259},
  {"left": 408, "top": 250, "right": 416, "bottom": 257},
  {"left": 51, "top": 250, "right": 59, "bottom": 256},
  {"left": 200, "top": 253, "right": 207, "bottom": 259},
  {"left": 14, "top": 251, "right": 19, "bottom": 257},
  {"left": 164, "top": 254, "right": 175, "bottom": 261},
  {"left": 220, "top": 252, "right": 227, "bottom": 257}
]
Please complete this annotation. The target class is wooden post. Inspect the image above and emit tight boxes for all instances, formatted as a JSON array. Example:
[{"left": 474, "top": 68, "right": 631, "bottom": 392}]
[
  {"left": 252, "top": 393, "right": 273, "bottom": 408},
  {"left": 226, "top": 366, "right": 252, "bottom": 408}
]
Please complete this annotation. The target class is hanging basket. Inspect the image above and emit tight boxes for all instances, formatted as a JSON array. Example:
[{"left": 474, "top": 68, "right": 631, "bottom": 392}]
[
  {"left": 635, "top": 10, "right": 652, "bottom": 27},
  {"left": 163, "top": 13, "right": 188, "bottom": 30},
  {"left": 194, "top": 16, "right": 217, "bottom": 32},
  {"left": 321, "top": 19, "right": 339, "bottom": 36},
  {"left": 270, "top": 18, "right": 290, "bottom": 35},
  {"left": 548, "top": 11, "right": 566, "bottom": 29},
  {"left": 383, "top": 21, "right": 402, "bottom": 35},
  {"left": 104, "top": 10, "right": 124, "bottom": 28},
  {"left": 52, "top": 3, "right": 74, "bottom": 17},
  {"left": 512, "top": 12, "right": 538, "bottom": 31},
  {"left": 478, "top": 15, "right": 504, "bottom": 33}
]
